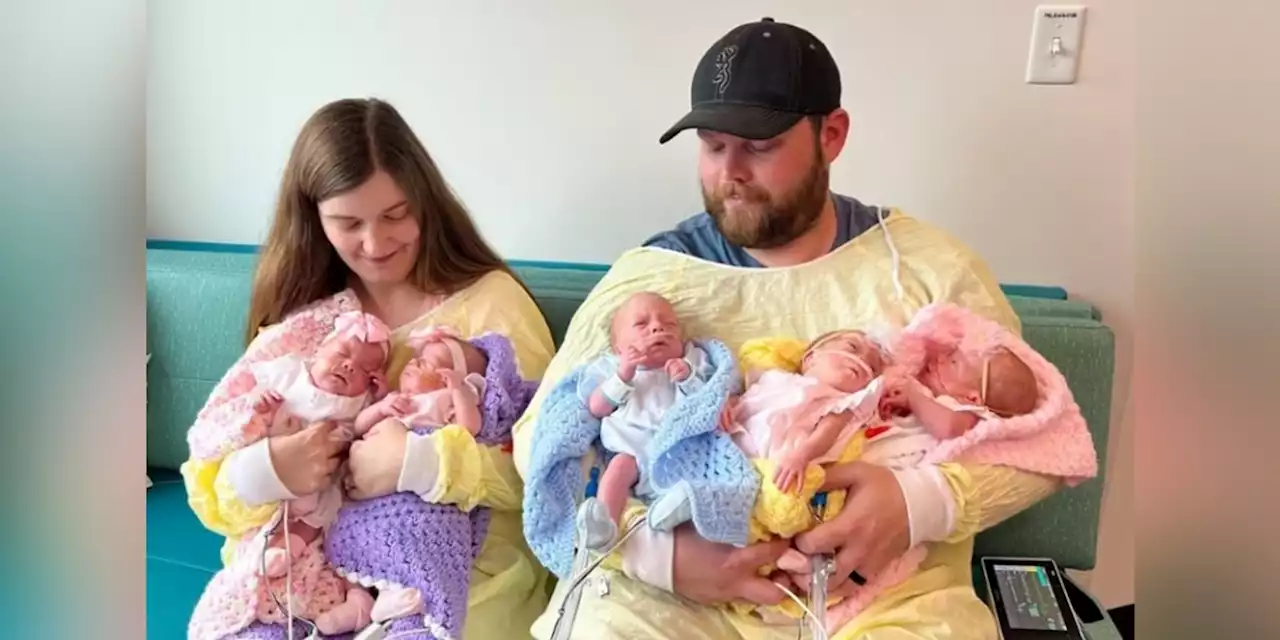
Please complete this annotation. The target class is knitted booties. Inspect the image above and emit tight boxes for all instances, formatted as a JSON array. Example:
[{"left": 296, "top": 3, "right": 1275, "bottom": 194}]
[
  {"left": 647, "top": 480, "right": 694, "bottom": 532},
  {"left": 314, "top": 586, "right": 375, "bottom": 636},
  {"left": 575, "top": 498, "right": 617, "bottom": 551},
  {"left": 370, "top": 586, "right": 424, "bottom": 624},
  {"left": 262, "top": 533, "right": 307, "bottom": 578}
]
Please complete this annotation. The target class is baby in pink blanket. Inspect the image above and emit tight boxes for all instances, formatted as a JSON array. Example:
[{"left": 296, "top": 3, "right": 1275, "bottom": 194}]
[
  {"left": 239, "top": 312, "right": 390, "bottom": 580},
  {"left": 868, "top": 340, "right": 1038, "bottom": 468}
]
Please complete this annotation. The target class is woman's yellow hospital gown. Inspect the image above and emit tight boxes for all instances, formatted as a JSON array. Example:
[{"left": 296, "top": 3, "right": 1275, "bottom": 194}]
[
  {"left": 514, "top": 212, "right": 1061, "bottom": 640},
  {"left": 183, "top": 270, "right": 557, "bottom": 640}
]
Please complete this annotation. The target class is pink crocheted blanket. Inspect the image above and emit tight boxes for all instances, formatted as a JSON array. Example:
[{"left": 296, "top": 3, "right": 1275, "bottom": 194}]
[
  {"left": 893, "top": 302, "right": 1098, "bottom": 483},
  {"left": 186, "top": 292, "right": 361, "bottom": 640},
  {"left": 823, "top": 302, "right": 1099, "bottom": 631}
]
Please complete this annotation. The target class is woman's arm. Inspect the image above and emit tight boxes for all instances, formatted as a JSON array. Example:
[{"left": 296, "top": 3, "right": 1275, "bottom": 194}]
[{"left": 397, "top": 425, "right": 524, "bottom": 512}]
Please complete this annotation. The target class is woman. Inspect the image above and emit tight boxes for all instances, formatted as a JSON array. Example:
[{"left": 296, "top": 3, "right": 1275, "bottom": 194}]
[{"left": 181, "top": 98, "right": 555, "bottom": 639}]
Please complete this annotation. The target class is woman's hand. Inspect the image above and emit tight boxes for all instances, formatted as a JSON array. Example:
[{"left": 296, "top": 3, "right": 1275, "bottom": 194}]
[
  {"left": 268, "top": 421, "right": 346, "bottom": 496},
  {"left": 672, "top": 524, "right": 791, "bottom": 605},
  {"left": 790, "top": 461, "right": 910, "bottom": 595},
  {"left": 345, "top": 420, "right": 409, "bottom": 500}
]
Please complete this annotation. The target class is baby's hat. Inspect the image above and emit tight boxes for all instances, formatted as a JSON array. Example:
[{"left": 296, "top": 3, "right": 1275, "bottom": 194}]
[{"left": 326, "top": 311, "right": 392, "bottom": 357}]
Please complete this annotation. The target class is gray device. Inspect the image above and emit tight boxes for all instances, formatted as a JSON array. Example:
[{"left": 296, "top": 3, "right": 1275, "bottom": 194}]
[{"left": 979, "top": 556, "right": 1086, "bottom": 640}]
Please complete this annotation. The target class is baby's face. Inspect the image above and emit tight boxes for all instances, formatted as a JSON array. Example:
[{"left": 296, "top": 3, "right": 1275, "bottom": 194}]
[
  {"left": 802, "top": 332, "right": 884, "bottom": 393},
  {"left": 399, "top": 338, "right": 482, "bottom": 394},
  {"left": 612, "top": 293, "right": 684, "bottom": 366},
  {"left": 310, "top": 337, "right": 386, "bottom": 396},
  {"left": 919, "top": 348, "right": 984, "bottom": 403}
]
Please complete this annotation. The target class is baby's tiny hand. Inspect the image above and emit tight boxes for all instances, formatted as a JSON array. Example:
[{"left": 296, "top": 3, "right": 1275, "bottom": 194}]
[
  {"left": 773, "top": 453, "right": 808, "bottom": 495},
  {"left": 618, "top": 345, "right": 644, "bottom": 382},
  {"left": 389, "top": 394, "right": 416, "bottom": 418},
  {"left": 254, "top": 390, "right": 284, "bottom": 416},
  {"left": 369, "top": 370, "right": 389, "bottom": 400},
  {"left": 441, "top": 369, "right": 466, "bottom": 390},
  {"left": 665, "top": 358, "right": 691, "bottom": 382},
  {"left": 718, "top": 398, "right": 738, "bottom": 432}
]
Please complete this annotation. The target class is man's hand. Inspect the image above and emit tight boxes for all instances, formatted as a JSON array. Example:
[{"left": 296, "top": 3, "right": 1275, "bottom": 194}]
[
  {"left": 672, "top": 524, "right": 791, "bottom": 606},
  {"left": 790, "top": 461, "right": 910, "bottom": 595},
  {"left": 665, "top": 358, "right": 691, "bottom": 382}
]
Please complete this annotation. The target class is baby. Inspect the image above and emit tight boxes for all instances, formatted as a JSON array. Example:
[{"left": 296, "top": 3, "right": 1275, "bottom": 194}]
[
  {"left": 723, "top": 330, "right": 887, "bottom": 493},
  {"left": 315, "top": 326, "right": 489, "bottom": 635},
  {"left": 870, "top": 344, "right": 1039, "bottom": 467},
  {"left": 354, "top": 326, "right": 488, "bottom": 437},
  {"left": 576, "top": 292, "right": 713, "bottom": 549},
  {"left": 241, "top": 311, "right": 390, "bottom": 577}
]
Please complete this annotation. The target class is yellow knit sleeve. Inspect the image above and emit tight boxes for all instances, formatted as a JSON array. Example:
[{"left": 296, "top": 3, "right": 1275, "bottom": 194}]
[
  {"left": 180, "top": 457, "right": 277, "bottom": 538},
  {"left": 423, "top": 424, "right": 523, "bottom": 512}
]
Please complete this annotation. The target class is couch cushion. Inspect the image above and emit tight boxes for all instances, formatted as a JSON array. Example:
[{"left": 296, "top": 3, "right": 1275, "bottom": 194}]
[{"left": 147, "top": 468, "right": 224, "bottom": 572}]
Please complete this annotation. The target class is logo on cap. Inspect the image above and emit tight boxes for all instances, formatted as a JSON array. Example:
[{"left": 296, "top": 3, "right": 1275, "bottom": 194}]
[{"left": 713, "top": 45, "right": 738, "bottom": 97}]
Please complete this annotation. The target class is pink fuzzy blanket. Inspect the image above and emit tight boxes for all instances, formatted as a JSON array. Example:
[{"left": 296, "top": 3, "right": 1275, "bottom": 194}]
[{"left": 823, "top": 302, "right": 1099, "bottom": 631}]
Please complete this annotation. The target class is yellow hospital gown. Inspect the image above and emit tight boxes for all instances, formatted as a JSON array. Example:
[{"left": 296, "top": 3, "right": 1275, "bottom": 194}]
[
  {"left": 183, "top": 270, "right": 557, "bottom": 640},
  {"left": 515, "top": 211, "right": 1060, "bottom": 640}
]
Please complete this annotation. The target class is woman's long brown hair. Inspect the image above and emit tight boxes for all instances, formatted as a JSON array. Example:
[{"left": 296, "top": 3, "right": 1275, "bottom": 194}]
[{"left": 245, "top": 98, "right": 521, "bottom": 344}]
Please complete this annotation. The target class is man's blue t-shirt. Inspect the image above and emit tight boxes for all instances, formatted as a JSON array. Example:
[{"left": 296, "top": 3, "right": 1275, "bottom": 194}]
[{"left": 642, "top": 193, "right": 885, "bottom": 267}]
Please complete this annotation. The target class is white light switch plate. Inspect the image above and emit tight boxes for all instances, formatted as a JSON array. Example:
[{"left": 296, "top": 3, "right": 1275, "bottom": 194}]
[{"left": 1026, "top": 5, "right": 1088, "bottom": 84}]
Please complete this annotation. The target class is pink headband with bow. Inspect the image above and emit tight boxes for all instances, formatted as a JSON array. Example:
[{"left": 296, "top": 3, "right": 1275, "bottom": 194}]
[
  {"left": 407, "top": 325, "right": 467, "bottom": 371},
  {"left": 326, "top": 311, "right": 392, "bottom": 357}
]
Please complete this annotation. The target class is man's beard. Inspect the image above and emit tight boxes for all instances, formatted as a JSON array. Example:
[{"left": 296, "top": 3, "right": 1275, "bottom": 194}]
[{"left": 702, "top": 156, "right": 830, "bottom": 250}]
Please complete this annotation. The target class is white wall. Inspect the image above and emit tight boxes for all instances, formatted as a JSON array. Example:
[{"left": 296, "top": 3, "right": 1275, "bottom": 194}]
[{"left": 147, "top": 0, "right": 1134, "bottom": 606}]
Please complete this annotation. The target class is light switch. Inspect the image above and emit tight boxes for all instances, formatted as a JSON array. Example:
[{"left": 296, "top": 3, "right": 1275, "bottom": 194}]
[{"left": 1025, "top": 5, "right": 1088, "bottom": 84}]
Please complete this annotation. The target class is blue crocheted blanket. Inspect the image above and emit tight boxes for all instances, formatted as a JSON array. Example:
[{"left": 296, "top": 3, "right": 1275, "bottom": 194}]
[{"left": 523, "top": 338, "right": 759, "bottom": 578}]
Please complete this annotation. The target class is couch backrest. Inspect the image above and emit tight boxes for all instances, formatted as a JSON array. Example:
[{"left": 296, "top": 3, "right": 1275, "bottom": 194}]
[{"left": 146, "top": 246, "right": 1113, "bottom": 571}]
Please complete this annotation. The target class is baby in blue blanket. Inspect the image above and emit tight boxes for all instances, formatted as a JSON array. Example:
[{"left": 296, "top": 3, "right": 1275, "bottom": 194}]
[{"left": 576, "top": 292, "right": 714, "bottom": 549}]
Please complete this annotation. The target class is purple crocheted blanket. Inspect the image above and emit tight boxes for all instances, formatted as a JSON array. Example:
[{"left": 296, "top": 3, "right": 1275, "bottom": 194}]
[{"left": 325, "top": 333, "right": 537, "bottom": 639}]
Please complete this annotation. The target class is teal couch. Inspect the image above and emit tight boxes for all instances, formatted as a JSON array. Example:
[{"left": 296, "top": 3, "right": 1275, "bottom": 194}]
[{"left": 147, "top": 244, "right": 1122, "bottom": 639}]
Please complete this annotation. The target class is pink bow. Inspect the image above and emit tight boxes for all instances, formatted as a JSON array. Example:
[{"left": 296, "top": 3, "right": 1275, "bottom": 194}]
[
  {"left": 328, "top": 312, "right": 391, "bottom": 354},
  {"left": 407, "top": 324, "right": 462, "bottom": 351}
]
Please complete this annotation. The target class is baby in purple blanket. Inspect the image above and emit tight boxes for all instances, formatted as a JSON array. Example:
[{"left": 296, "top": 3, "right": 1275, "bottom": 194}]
[{"left": 319, "top": 326, "right": 493, "bottom": 637}]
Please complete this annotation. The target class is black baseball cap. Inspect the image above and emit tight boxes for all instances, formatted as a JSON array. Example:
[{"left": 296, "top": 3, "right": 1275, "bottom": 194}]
[{"left": 659, "top": 17, "right": 841, "bottom": 144}]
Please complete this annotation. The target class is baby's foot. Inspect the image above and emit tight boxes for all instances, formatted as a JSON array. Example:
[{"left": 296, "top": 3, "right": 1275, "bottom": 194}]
[
  {"left": 646, "top": 480, "right": 694, "bottom": 532},
  {"left": 370, "top": 586, "right": 424, "bottom": 623},
  {"left": 262, "top": 547, "right": 289, "bottom": 578},
  {"left": 575, "top": 498, "right": 618, "bottom": 551},
  {"left": 314, "top": 587, "right": 375, "bottom": 635}
]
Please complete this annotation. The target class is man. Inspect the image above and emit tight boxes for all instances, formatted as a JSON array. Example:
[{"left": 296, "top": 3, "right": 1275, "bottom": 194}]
[{"left": 526, "top": 17, "right": 1062, "bottom": 639}]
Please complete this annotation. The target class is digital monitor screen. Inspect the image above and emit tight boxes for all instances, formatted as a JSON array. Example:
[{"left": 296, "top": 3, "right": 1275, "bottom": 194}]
[{"left": 991, "top": 564, "right": 1069, "bottom": 632}]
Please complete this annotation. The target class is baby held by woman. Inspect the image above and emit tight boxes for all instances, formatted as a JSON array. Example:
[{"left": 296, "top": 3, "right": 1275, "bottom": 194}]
[
  {"left": 320, "top": 326, "right": 490, "bottom": 635},
  {"left": 240, "top": 312, "right": 390, "bottom": 577}
]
